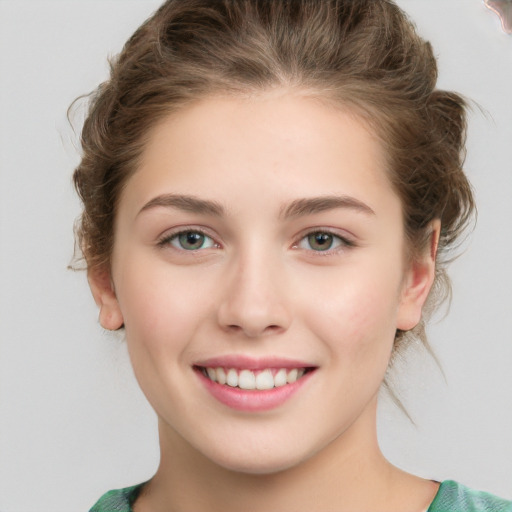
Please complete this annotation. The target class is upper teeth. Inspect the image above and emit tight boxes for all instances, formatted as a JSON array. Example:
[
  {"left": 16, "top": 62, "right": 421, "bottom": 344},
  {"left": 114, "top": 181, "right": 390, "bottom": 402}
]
[{"left": 203, "top": 367, "right": 306, "bottom": 390}]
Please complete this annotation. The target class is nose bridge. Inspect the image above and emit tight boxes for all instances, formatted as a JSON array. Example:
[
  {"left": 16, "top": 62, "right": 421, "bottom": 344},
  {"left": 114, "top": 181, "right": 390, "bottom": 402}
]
[{"left": 217, "top": 242, "right": 291, "bottom": 337}]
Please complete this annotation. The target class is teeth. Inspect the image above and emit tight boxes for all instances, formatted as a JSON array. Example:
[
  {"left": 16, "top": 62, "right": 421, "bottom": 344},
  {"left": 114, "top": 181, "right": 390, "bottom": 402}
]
[
  {"left": 216, "top": 367, "right": 227, "bottom": 385},
  {"left": 287, "top": 368, "right": 298, "bottom": 383},
  {"left": 274, "top": 368, "right": 287, "bottom": 387},
  {"left": 203, "top": 366, "right": 308, "bottom": 389},
  {"left": 239, "top": 369, "right": 256, "bottom": 390},
  {"left": 256, "top": 369, "right": 274, "bottom": 390},
  {"left": 226, "top": 368, "right": 238, "bottom": 387}
]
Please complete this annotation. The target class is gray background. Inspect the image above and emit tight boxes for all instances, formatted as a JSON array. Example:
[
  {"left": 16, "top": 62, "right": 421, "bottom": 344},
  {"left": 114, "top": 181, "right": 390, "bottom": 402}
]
[{"left": 0, "top": 1, "right": 511, "bottom": 510}]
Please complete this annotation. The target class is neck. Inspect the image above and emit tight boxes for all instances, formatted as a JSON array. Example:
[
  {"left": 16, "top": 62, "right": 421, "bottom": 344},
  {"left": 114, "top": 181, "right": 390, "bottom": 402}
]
[{"left": 134, "top": 398, "right": 434, "bottom": 512}]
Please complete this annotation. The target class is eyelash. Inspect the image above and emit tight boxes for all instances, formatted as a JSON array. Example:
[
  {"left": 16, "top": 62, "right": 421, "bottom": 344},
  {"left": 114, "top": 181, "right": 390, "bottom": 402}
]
[{"left": 156, "top": 228, "right": 356, "bottom": 254}]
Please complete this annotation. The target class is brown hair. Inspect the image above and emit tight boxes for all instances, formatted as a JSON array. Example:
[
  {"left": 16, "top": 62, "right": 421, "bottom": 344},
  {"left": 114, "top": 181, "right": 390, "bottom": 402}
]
[{"left": 72, "top": 0, "right": 475, "bottom": 362}]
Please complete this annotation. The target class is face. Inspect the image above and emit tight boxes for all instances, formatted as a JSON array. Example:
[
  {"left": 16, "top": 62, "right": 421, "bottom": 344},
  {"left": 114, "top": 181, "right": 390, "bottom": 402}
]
[{"left": 90, "top": 92, "right": 434, "bottom": 474}]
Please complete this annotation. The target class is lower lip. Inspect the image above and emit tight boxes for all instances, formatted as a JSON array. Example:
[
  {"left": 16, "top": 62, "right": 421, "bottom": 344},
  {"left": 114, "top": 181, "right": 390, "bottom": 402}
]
[{"left": 196, "top": 369, "right": 314, "bottom": 412}]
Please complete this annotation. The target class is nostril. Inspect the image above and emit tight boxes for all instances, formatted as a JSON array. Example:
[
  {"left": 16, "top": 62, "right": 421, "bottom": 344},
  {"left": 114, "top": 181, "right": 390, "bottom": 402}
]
[
  {"left": 222, "top": 323, "right": 284, "bottom": 338},
  {"left": 261, "top": 324, "right": 286, "bottom": 336}
]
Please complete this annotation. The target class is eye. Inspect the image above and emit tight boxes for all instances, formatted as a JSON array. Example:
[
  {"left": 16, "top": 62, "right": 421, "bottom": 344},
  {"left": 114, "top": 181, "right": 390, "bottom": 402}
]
[
  {"left": 297, "top": 231, "right": 352, "bottom": 252},
  {"left": 160, "top": 230, "right": 217, "bottom": 251}
]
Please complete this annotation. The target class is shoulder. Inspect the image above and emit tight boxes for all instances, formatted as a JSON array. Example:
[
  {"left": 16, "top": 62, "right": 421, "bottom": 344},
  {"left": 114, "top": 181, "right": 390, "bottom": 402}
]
[
  {"left": 88, "top": 483, "right": 144, "bottom": 512},
  {"left": 429, "top": 480, "right": 512, "bottom": 512}
]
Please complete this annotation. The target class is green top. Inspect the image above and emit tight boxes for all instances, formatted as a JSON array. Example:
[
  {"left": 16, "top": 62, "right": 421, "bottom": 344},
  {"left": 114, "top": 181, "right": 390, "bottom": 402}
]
[{"left": 89, "top": 480, "right": 512, "bottom": 512}]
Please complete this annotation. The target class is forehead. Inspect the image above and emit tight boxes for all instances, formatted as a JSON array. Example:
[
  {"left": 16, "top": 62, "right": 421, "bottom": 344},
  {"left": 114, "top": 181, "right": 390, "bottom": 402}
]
[{"left": 122, "top": 91, "right": 399, "bottom": 218}]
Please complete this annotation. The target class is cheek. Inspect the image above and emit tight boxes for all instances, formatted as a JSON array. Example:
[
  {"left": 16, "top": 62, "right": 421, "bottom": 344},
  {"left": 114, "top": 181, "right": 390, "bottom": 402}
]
[
  {"left": 303, "top": 271, "right": 400, "bottom": 361},
  {"left": 114, "top": 264, "right": 211, "bottom": 406},
  {"left": 115, "top": 262, "right": 213, "bottom": 357}
]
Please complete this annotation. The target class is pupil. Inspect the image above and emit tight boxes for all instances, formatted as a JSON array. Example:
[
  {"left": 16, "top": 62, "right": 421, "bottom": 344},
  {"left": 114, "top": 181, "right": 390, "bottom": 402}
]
[
  {"left": 180, "top": 232, "right": 204, "bottom": 249},
  {"left": 309, "top": 232, "right": 332, "bottom": 251}
]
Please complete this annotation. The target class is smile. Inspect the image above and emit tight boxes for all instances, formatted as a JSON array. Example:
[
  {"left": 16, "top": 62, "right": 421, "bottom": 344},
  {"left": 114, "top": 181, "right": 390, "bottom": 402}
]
[
  {"left": 199, "top": 366, "right": 308, "bottom": 390},
  {"left": 194, "top": 361, "right": 316, "bottom": 412}
]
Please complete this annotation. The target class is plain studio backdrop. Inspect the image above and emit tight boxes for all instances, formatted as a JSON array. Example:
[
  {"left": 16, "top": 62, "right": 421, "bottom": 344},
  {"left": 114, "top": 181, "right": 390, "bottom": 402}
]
[{"left": 0, "top": 1, "right": 511, "bottom": 510}]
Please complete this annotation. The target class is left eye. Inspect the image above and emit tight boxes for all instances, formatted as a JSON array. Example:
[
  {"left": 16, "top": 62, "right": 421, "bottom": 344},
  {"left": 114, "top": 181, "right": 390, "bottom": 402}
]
[
  {"left": 168, "top": 231, "right": 216, "bottom": 251},
  {"left": 297, "top": 231, "right": 347, "bottom": 252}
]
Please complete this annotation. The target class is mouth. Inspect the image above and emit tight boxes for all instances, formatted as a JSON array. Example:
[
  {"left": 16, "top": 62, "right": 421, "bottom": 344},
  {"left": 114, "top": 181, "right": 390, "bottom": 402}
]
[{"left": 195, "top": 366, "right": 315, "bottom": 391}]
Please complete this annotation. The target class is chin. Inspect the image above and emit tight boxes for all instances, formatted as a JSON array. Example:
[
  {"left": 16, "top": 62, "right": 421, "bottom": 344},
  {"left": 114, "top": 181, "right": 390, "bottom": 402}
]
[
  {"left": 216, "top": 456, "right": 301, "bottom": 476},
  {"left": 202, "top": 441, "right": 313, "bottom": 476}
]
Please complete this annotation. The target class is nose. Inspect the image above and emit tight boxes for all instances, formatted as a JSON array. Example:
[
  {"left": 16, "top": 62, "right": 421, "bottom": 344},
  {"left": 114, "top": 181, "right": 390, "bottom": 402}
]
[{"left": 216, "top": 250, "right": 292, "bottom": 338}]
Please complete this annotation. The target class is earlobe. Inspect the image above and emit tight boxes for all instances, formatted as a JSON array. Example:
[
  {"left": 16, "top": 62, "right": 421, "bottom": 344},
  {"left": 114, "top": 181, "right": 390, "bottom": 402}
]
[
  {"left": 88, "top": 267, "right": 124, "bottom": 330},
  {"left": 396, "top": 220, "right": 441, "bottom": 331}
]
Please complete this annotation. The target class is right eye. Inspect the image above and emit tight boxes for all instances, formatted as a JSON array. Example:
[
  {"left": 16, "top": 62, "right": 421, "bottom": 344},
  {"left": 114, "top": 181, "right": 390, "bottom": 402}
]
[
  {"left": 160, "top": 230, "right": 217, "bottom": 251},
  {"left": 294, "top": 230, "right": 354, "bottom": 253}
]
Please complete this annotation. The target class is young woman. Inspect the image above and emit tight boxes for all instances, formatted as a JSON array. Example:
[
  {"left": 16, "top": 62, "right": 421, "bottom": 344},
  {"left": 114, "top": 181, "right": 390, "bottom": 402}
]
[{"left": 72, "top": 0, "right": 511, "bottom": 510}]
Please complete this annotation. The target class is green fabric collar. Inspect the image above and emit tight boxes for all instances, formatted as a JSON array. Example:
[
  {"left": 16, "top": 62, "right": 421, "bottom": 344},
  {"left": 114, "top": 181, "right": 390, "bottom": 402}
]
[{"left": 90, "top": 479, "right": 512, "bottom": 512}]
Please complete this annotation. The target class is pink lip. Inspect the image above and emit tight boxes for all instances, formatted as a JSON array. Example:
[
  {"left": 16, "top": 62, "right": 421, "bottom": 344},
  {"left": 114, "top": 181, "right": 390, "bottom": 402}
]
[
  {"left": 195, "top": 369, "right": 314, "bottom": 412},
  {"left": 195, "top": 355, "right": 313, "bottom": 371},
  {"left": 194, "top": 356, "right": 316, "bottom": 412}
]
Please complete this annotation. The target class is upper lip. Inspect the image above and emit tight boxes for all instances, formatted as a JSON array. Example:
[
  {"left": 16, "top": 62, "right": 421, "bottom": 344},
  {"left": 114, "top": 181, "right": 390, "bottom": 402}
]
[{"left": 194, "top": 355, "right": 316, "bottom": 370}]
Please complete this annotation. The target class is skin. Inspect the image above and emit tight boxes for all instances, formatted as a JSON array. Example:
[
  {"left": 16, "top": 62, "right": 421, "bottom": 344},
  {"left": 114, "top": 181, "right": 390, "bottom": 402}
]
[{"left": 90, "top": 91, "right": 440, "bottom": 511}]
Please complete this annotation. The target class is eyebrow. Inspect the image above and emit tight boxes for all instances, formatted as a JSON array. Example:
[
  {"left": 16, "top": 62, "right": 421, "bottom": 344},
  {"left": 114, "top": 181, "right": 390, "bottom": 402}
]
[
  {"left": 280, "top": 195, "right": 375, "bottom": 219},
  {"left": 137, "top": 193, "right": 374, "bottom": 219},
  {"left": 138, "top": 194, "right": 225, "bottom": 217}
]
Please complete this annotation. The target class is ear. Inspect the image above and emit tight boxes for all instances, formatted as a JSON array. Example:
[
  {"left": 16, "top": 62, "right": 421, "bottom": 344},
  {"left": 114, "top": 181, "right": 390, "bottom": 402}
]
[
  {"left": 396, "top": 220, "right": 440, "bottom": 331},
  {"left": 88, "top": 267, "right": 124, "bottom": 330}
]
